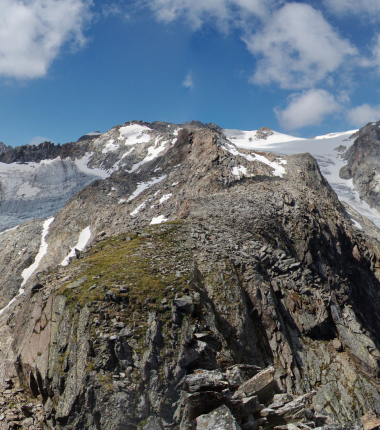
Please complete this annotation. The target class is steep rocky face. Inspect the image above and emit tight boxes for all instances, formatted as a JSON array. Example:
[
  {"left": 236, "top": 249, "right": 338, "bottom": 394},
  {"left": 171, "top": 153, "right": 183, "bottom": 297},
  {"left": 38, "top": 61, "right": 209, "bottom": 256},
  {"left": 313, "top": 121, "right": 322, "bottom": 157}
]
[
  {"left": 340, "top": 121, "right": 380, "bottom": 209},
  {"left": 0, "top": 126, "right": 379, "bottom": 429}
]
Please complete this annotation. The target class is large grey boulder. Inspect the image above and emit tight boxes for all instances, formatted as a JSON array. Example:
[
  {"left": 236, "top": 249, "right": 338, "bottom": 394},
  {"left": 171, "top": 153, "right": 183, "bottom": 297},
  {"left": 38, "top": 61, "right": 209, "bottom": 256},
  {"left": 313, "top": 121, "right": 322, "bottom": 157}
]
[
  {"left": 186, "top": 370, "right": 229, "bottom": 393},
  {"left": 196, "top": 405, "right": 242, "bottom": 429},
  {"left": 233, "top": 366, "right": 276, "bottom": 403}
]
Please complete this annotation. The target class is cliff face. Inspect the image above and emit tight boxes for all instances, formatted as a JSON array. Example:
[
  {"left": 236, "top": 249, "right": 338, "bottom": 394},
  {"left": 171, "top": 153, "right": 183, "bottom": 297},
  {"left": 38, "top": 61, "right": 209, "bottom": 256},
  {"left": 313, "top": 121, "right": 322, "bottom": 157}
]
[
  {"left": 340, "top": 121, "right": 380, "bottom": 210},
  {"left": 0, "top": 125, "right": 380, "bottom": 429}
]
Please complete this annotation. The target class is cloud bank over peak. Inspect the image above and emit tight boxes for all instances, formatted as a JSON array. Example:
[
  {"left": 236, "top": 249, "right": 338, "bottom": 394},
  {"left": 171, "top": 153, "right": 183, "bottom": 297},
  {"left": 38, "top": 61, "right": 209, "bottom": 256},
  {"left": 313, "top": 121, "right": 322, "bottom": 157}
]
[
  {"left": 347, "top": 104, "right": 380, "bottom": 127},
  {"left": 275, "top": 89, "right": 341, "bottom": 130},
  {"left": 0, "top": 0, "right": 92, "bottom": 79}
]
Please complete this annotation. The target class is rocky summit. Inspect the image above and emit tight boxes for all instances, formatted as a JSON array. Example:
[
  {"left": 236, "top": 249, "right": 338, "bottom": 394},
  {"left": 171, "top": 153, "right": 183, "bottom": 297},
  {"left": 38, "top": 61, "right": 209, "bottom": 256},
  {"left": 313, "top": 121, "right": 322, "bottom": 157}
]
[{"left": 1, "top": 121, "right": 380, "bottom": 429}]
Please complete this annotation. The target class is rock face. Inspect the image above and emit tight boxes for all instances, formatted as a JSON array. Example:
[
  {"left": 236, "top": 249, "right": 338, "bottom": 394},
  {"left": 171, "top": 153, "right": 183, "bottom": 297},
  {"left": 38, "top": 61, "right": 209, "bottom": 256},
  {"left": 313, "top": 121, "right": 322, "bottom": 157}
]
[
  {"left": 0, "top": 122, "right": 380, "bottom": 428},
  {"left": 340, "top": 121, "right": 380, "bottom": 210}
]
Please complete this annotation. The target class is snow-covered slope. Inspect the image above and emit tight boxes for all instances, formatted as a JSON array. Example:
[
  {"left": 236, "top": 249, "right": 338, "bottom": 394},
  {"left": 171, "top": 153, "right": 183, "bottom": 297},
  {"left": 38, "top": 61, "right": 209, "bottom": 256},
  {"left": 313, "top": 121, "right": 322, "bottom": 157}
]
[{"left": 224, "top": 127, "right": 380, "bottom": 229}]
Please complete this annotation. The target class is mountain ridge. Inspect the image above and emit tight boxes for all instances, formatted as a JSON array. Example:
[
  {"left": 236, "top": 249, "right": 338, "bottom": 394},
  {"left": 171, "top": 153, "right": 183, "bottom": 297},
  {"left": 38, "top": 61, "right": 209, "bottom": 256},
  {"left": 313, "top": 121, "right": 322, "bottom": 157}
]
[{"left": 0, "top": 121, "right": 378, "bottom": 428}]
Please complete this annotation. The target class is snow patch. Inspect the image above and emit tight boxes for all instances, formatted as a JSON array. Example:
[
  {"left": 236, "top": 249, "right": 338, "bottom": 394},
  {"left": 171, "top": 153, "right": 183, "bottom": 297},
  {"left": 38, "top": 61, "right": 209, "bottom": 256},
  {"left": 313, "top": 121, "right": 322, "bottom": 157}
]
[
  {"left": 0, "top": 225, "right": 19, "bottom": 235},
  {"left": 224, "top": 129, "right": 304, "bottom": 149},
  {"left": 118, "top": 124, "right": 151, "bottom": 144},
  {"left": 127, "top": 176, "right": 166, "bottom": 202},
  {"left": 40, "top": 156, "right": 61, "bottom": 165},
  {"left": 61, "top": 226, "right": 91, "bottom": 267},
  {"left": 150, "top": 215, "right": 168, "bottom": 225},
  {"left": 159, "top": 193, "right": 172, "bottom": 204},
  {"left": 130, "top": 201, "right": 147, "bottom": 216},
  {"left": 252, "top": 154, "right": 287, "bottom": 177},
  {"left": 21, "top": 217, "right": 54, "bottom": 287},
  {"left": 74, "top": 153, "right": 110, "bottom": 179},
  {"left": 102, "top": 139, "right": 119, "bottom": 154},
  {"left": 351, "top": 219, "right": 363, "bottom": 230},
  {"left": 131, "top": 137, "right": 168, "bottom": 173},
  {"left": 224, "top": 142, "right": 286, "bottom": 177},
  {"left": 232, "top": 166, "right": 247, "bottom": 177}
]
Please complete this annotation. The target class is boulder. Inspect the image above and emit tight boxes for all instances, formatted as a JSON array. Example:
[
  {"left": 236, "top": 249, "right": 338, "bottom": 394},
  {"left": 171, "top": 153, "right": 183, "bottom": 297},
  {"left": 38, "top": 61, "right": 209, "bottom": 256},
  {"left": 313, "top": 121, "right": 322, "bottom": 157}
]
[
  {"left": 233, "top": 366, "right": 276, "bottom": 403},
  {"left": 173, "top": 296, "right": 194, "bottom": 314},
  {"left": 226, "top": 365, "right": 261, "bottom": 388},
  {"left": 186, "top": 391, "right": 225, "bottom": 421},
  {"left": 186, "top": 370, "right": 229, "bottom": 393},
  {"left": 196, "top": 405, "right": 242, "bottom": 429},
  {"left": 361, "top": 411, "right": 380, "bottom": 430},
  {"left": 273, "top": 392, "right": 316, "bottom": 425},
  {"left": 268, "top": 394, "right": 294, "bottom": 410}
]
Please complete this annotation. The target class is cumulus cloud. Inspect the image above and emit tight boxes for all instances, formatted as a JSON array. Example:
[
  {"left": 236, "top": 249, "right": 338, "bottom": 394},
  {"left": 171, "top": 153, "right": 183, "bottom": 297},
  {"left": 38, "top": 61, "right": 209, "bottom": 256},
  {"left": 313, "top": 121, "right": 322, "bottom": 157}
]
[
  {"left": 0, "top": 0, "right": 92, "bottom": 79},
  {"left": 346, "top": 104, "right": 380, "bottom": 127},
  {"left": 275, "top": 89, "right": 341, "bottom": 130},
  {"left": 245, "top": 3, "right": 357, "bottom": 89},
  {"left": 182, "top": 71, "right": 194, "bottom": 89},
  {"left": 146, "top": 1, "right": 357, "bottom": 90}
]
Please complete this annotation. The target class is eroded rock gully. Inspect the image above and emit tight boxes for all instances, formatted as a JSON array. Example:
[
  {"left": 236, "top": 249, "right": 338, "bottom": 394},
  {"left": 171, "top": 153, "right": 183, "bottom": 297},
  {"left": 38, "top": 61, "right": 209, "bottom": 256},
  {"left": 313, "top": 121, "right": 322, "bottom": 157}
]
[{"left": 0, "top": 127, "right": 379, "bottom": 429}]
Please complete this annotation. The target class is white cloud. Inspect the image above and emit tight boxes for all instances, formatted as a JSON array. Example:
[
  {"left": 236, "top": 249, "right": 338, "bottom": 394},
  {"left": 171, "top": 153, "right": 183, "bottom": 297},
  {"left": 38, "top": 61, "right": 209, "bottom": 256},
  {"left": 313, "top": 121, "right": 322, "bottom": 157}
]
[
  {"left": 359, "top": 35, "right": 380, "bottom": 72},
  {"left": 0, "top": 0, "right": 92, "bottom": 79},
  {"left": 323, "top": 0, "right": 380, "bottom": 17},
  {"left": 245, "top": 3, "right": 357, "bottom": 89},
  {"left": 275, "top": 89, "right": 341, "bottom": 130},
  {"left": 102, "top": 3, "right": 130, "bottom": 20},
  {"left": 347, "top": 104, "right": 380, "bottom": 127},
  {"left": 146, "top": 1, "right": 358, "bottom": 90},
  {"left": 182, "top": 71, "right": 194, "bottom": 89},
  {"left": 143, "top": 0, "right": 279, "bottom": 29}
]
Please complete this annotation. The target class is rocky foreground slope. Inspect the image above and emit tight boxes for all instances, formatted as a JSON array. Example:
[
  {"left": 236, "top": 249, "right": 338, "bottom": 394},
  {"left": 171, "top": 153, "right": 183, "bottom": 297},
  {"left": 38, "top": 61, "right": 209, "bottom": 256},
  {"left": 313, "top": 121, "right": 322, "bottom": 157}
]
[{"left": 0, "top": 123, "right": 380, "bottom": 429}]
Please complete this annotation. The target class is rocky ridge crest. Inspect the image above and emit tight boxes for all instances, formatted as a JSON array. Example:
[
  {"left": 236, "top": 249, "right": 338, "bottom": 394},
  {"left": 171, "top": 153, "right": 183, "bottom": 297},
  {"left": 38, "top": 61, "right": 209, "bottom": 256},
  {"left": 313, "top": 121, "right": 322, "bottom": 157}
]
[{"left": 0, "top": 124, "right": 378, "bottom": 429}]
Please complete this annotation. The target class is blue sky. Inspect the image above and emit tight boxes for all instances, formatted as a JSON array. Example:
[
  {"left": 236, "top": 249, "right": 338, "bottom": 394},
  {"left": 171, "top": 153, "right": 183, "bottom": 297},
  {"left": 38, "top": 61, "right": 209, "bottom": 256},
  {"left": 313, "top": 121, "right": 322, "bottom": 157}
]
[{"left": 2, "top": 0, "right": 380, "bottom": 146}]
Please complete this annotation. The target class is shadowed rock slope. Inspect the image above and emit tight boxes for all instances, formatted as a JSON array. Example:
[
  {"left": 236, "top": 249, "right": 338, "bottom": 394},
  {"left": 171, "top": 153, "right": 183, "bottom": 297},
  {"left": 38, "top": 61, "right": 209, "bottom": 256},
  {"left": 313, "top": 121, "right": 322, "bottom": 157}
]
[{"left": 0, "top": 127, "right": 379, "bottom": 429}]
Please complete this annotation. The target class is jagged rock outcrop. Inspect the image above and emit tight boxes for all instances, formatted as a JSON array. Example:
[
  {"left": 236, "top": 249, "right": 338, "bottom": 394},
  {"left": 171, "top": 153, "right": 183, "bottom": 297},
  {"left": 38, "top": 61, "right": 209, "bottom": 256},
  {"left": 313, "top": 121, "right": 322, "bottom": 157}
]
[
  {"left": 0, "top": 123, "right": 379, "bottom": 429},
  {"left": 340, "top": 121, "right": 380, "bottom": 210}
]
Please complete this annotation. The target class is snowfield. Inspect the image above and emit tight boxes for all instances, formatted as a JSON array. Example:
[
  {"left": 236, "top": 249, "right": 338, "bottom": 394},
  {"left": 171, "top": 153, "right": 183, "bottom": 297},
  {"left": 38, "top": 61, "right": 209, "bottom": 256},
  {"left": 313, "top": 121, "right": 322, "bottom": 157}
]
[{"left": 224, "top": 128, "right": 380, "bottom": 229}]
